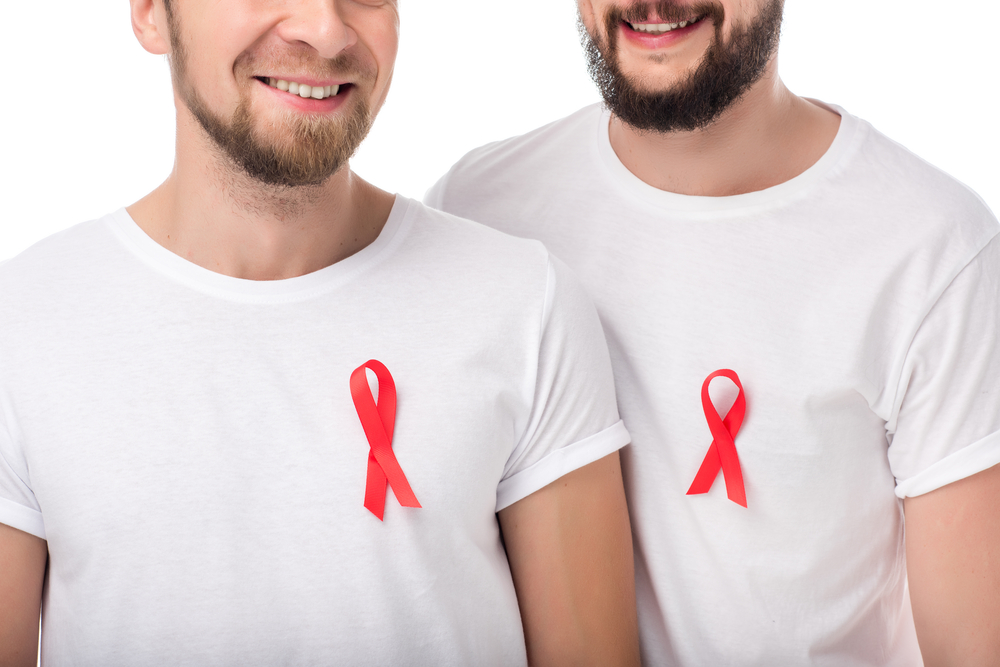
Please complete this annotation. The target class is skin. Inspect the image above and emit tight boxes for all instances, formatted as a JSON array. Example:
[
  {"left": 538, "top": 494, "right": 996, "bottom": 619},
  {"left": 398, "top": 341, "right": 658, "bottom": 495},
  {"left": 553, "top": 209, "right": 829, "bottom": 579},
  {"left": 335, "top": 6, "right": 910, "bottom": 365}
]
[
  {"left": 578, "top": 0, "right": 840, "bottom": 197},
  {"left": 905, "top": 463, "right": 1000, "bottom": 667},
  {"left": 127, "top": 0, "right": 400, "bottom": 281},
  {"left": 0, "top": 1, "right": 640, "bottom": 663},
  {"left": 579, "top": 1, "right": 1000, "bottom": 662},
  {"left": 499, "top": 453, "right": 640, "bottom": 666},
  {"left": 0, "top": 523, "right": 46, "bottom": 667}
]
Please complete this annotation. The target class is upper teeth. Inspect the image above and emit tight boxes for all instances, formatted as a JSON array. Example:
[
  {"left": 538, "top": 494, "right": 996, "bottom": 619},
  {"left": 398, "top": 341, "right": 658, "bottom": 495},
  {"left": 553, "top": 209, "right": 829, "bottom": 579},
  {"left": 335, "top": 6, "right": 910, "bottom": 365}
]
[
  {"left": 266, "top": 78, "right": 341, "bottom": 100},
  {"left": 629, "top": 18, "right": 698, "bottom": 33}
]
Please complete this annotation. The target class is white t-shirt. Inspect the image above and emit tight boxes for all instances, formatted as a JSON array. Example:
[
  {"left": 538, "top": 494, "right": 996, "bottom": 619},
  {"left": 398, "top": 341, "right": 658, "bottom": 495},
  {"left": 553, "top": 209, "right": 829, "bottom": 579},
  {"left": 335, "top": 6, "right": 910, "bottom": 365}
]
[
  {"left": 0, "top": 196, "right": 629, "bottom": 666},
  {"left": 426, "top": 103, "right": 1000, "bottom": 666}
]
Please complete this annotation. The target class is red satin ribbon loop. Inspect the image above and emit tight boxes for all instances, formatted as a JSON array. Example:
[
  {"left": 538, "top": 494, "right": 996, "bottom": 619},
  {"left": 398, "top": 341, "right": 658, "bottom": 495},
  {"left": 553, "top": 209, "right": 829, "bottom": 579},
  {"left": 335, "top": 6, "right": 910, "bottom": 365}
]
[
  {"left": 350, "top": 360, "right": 421, "bottom": 520},
  {"left": 686, "top": 369, "right": 748, "bottom": 508}
]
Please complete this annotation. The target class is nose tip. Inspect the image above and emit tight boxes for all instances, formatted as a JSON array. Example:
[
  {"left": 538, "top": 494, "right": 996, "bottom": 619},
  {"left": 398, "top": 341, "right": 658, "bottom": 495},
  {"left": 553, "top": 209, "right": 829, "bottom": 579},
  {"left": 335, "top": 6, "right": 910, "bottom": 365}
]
[{"left": 275, "top": 4, "right": 358, "bottom": 60}]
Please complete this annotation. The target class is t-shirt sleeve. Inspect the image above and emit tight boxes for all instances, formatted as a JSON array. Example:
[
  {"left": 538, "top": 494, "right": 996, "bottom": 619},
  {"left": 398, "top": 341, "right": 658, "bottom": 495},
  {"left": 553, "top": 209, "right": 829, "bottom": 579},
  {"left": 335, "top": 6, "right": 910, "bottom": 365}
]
[
  {"left": 423, "top": 173, "right": 448, "bottom": 210},
  {"left": 0, "top": 407, "right": 46, "bottom": 538},
  {"left": 889, "top": 233, "right": 1000, "bottom": 498},
  {"left": 495, "top": 254, "right": 630, "bottom": 511}
]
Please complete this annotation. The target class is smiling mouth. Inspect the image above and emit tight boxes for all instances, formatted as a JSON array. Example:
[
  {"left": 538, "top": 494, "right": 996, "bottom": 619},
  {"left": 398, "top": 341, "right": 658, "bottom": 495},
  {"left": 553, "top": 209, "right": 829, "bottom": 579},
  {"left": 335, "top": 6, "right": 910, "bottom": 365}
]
[
  {"left": 256, "top": 77, "right": 345, "bottom": 100},
  {"left": 626, "top": 15, "right": 705, "bottom": 34}
]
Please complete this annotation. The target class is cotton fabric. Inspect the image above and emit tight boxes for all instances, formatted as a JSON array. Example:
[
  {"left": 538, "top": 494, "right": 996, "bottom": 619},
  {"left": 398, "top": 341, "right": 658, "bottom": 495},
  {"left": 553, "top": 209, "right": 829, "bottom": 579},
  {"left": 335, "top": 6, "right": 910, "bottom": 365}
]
[
  {"left": 0, "top": 196, "right": 628, "bottom": 666},
  {"left": 427, "top": 103, "right": 1000, "bottom": 666}
]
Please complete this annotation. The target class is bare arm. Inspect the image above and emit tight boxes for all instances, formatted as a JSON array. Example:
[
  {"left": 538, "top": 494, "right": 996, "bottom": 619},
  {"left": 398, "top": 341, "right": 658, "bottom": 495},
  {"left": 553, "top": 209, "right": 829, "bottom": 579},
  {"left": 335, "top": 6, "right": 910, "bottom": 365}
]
[
  {"left": 0, "top": 522, "right": 46, "bottom": 667},
  {"left": 498, "top": 451, "right": 640, "bottom": 667},
  {"left": 904, "top": 462, "right": 1000, "bottom": 667}
]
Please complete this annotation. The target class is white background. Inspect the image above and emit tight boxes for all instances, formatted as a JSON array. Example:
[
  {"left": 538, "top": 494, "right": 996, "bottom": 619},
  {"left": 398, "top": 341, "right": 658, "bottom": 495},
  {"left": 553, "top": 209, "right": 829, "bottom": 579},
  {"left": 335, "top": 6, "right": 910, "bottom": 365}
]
[{"left": 1, "top": 1, "right": 997, "bottom": 260}]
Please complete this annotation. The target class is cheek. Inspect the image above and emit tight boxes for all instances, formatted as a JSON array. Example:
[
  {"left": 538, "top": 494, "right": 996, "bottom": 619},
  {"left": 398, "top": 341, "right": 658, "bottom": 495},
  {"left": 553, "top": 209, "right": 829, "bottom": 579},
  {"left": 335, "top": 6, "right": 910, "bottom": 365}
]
[
  {"left": 364, "top": 18, "right": 400, "bottom": 88},
  {"left": 374, "top": 18, "right": 400, "bottom": 67},
  {"left": 372, "top": 40, "right": 398, "bottom": 110},
  {"left": 378, "top": 37, "right": 399, "bottom": 75},
  {"left": 578, "top": 0, "right": 598, "bottom": 28},
  {"left": 178, "top": 18, "right": 257, "bottom": 109},
  {"left": 725, "top": 0, "right": 757, "bottom": 30}
]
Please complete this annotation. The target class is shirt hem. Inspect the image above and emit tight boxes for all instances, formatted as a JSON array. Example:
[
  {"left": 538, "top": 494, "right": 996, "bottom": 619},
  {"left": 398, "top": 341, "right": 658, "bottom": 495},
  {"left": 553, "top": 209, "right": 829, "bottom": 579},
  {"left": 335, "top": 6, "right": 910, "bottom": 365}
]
[
  {"left": 895, "top": 429, "right": 1000, "bottom": 498},
  {"left": 0, "top": 497, "right": 45, "bottom": 539},
  {"left": 495, "top": 420, "right": 630, "bottom": 511}
]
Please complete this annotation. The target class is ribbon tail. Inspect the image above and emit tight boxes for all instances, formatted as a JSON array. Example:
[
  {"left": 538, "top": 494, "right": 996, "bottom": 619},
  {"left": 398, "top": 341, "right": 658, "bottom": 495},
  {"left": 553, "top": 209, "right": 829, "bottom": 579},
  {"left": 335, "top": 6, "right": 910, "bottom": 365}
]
[
  {"left": 368, "top": 443, "right": 421, "bottom": 509},
  {"left": 719, "top": 444, "right": 748, "bottom": 508},
  {"left": 686, "top": 440, "right": 722, "bottom": 495},
  {"left": 364, "top": 452, "right": 388, "bottom": 520}
]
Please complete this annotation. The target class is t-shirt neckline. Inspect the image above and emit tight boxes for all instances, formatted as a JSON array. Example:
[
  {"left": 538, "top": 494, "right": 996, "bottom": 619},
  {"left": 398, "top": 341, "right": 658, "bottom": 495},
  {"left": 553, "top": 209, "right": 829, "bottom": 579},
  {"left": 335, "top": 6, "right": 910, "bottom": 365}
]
[
  {"left": 595, "top": 101, "right": 861, "bottom": 215},
  {"left": 106, "top": 194, "right": 414, "bottom": 303}
]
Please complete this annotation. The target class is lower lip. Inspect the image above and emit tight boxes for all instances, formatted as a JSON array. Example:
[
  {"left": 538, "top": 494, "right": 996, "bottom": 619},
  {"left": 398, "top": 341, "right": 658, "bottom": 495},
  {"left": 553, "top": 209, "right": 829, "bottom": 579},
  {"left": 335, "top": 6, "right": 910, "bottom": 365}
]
[
  {"left": 620, "top": 19, "right": 704, "bottom": 48},
  {"left": 257, "top": 79, "right": 351, "bottom": 113}
]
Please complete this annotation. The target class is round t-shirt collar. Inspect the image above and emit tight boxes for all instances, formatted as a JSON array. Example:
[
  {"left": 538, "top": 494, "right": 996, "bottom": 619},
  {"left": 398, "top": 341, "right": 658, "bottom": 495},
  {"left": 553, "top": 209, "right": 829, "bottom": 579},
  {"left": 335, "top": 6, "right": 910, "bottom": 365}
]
[
  {"left": 106, "top": 194, "right": 414, "bottom": 303},
  {"left": 595, "top": 101, "right": 861, "bottom": 216}
]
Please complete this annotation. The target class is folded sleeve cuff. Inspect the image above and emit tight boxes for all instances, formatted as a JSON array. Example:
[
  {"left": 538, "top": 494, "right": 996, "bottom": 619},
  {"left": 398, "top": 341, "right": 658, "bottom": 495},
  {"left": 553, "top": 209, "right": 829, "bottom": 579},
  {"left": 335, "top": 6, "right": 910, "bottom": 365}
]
[
  {"left": 895, "top": 429, "right": 1000, "bottom": 498},
  {"left": 0, "top": 497, "right": 46, "bottom": 539},
  {"left": 496, "top": 420, "right": 630, "bottom": 512}
]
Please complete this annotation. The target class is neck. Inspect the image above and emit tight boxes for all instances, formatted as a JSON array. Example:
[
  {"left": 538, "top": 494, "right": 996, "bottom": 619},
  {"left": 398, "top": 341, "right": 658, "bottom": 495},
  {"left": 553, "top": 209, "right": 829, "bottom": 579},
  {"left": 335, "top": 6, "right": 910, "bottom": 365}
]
[
  {"left": 608, "top": 60, "right": 841, "bottom": 197},
  {"left": 127, "top": 108, "right": 393, "bottom": 281}
]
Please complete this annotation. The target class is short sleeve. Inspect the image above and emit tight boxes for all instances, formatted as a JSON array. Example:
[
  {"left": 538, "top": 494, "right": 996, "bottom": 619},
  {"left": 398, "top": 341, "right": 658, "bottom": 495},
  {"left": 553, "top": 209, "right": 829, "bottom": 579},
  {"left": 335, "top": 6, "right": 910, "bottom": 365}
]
[
  {"left": 890, "top": 233, "right": 1000, "bottom": 498},
  {"left": 496, "top": 255, "right": 630, "bottom": 511},
  {"left": 0, "top": 406, "right": 46, "bottom": 538}
]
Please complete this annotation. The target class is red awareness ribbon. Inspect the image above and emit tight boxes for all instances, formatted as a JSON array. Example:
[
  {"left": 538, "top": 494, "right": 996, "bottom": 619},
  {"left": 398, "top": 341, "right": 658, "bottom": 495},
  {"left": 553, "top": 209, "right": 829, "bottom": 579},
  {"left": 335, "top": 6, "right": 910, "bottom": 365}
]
[
  {"left": 350, "top": 360, "right": 421, "bottom": 521},
  {"left": 686, "top": 369, "right": 748, "bottom": 508}
]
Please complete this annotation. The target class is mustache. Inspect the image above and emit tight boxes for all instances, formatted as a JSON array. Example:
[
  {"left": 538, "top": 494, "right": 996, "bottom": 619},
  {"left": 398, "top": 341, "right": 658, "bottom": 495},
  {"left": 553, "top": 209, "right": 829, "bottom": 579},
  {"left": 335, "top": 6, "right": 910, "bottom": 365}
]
[
  {"left": 607, "top": 1, "right": 724, "bottom": 26},
  {"left": 235, "top": 48, "right": 374, "bottom": 82}
]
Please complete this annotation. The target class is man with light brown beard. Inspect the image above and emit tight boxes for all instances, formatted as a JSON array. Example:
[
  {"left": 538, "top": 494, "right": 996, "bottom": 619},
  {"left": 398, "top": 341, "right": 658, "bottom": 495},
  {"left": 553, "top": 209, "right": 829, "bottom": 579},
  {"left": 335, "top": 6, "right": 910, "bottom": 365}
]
[
  {"left": 427, "top": 0, "right": 1000, "bottom": 664},
  {"left": 0, "top": 1, "right": 641, "bottom": 665}
]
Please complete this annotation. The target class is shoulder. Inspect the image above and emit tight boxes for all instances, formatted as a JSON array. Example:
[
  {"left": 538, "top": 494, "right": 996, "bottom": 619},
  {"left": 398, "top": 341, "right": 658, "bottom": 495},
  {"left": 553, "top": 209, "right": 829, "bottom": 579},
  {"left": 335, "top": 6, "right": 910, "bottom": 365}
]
[
  {"left": 396, "top": 198, "right": 553, "bottom": 290},
  {"left": 0, "top": 216, "right": 117, "bottom": 300},
  {"left": 808, "top": 106, "right": 1000, "bottom": 277},
  {"left": 847, "top": 110, "right": 997, "bottom": 238},
  {"left": 388, "top": 200, "right": 605, "bottom": 379},
  {"left": 0, "top": 217, "right": 126, "bottom": 351},
  {"left": 455, "top": 104, "right": 602, "bottom": 168},
  {"left": 397, "top": 199, "right": 603, "bottom": 334},
  {"left": 426, "top": 104, "right": 604, "bottom": 207},
  {"left": 405, "top": 197, "right": 546, "bottom": 255}
]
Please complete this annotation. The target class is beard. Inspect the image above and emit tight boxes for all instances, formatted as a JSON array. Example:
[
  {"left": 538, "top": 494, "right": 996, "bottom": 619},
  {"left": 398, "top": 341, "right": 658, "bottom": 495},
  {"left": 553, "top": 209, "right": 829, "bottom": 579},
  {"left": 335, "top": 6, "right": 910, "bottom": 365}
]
[
  {"left": 581, "top": 0, "right": 785, "bottom": 133},
  {"left": 166, "top": 10, "right": 374, "bottom": 188}
]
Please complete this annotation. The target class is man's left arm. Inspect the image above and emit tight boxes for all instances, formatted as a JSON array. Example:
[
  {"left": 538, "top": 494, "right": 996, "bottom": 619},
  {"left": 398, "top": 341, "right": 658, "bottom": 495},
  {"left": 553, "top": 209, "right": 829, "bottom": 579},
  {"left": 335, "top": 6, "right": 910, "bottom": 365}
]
[
  {"left": 905, "top": 462, "right": 1000, "bottom": 667},
  {"left": 885, "top": 231, "right": 1000, "bottom": 666},
  {"left": 493, "top": 253, "right": 638, "bottom": 664},
  {"left": 499, "top": 451, "right": 640, "bottom": 667}
]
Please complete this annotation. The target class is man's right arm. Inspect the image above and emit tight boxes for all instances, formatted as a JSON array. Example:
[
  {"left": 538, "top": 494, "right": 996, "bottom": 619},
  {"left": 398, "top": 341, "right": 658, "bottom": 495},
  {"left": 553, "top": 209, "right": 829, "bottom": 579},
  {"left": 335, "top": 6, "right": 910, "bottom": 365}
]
[{"left": 0, "top": 522, "right": 46, "bottom": 667}]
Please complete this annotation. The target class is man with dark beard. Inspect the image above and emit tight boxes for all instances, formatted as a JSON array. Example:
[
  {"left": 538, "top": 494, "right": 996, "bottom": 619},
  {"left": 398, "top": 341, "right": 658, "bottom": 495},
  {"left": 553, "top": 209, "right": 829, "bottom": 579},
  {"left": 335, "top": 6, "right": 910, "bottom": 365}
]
[
  {"left": 0, "top": 1, "right": 641, "bottom": 665},
  {"left": 426, "top": 0, "right": 1000, "bottom": 664}
]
